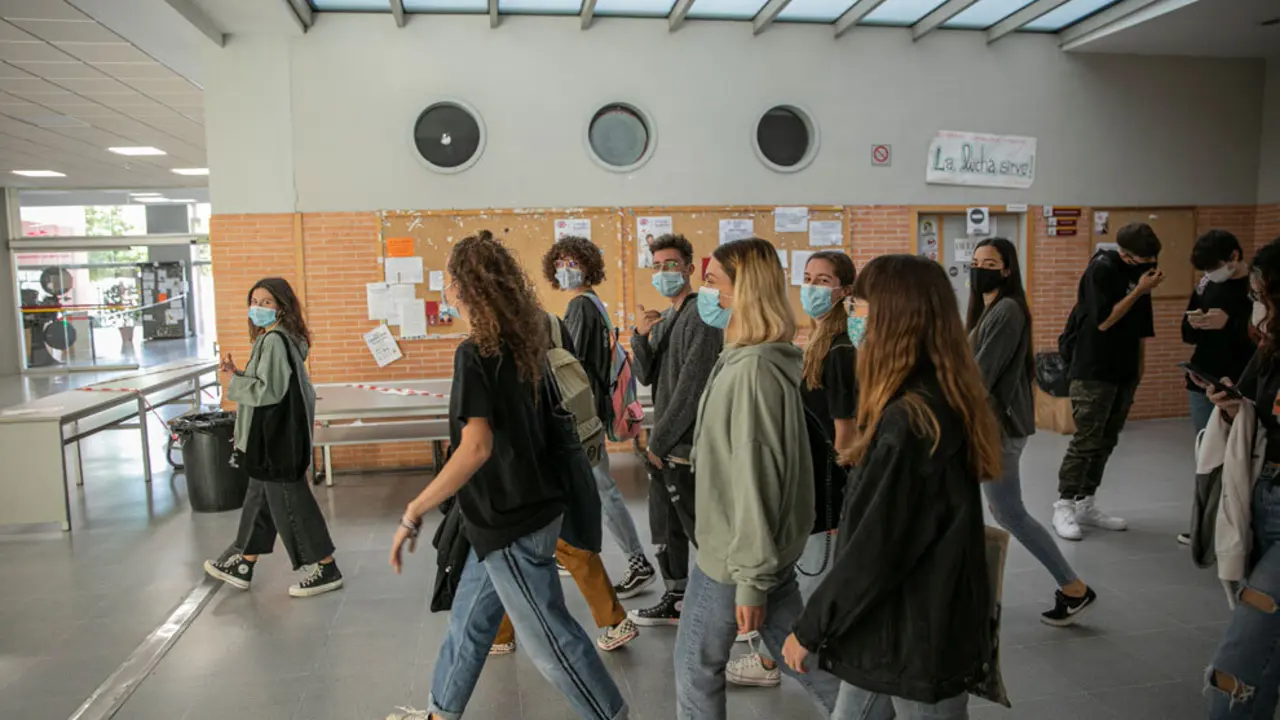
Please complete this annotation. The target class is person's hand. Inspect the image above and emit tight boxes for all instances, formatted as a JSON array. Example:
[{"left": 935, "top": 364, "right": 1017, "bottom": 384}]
[
  {"left": 1206, "top": 378, "right": 1242, "bottom": 419},
  {"left": 219, "top": 352, "right": 237, "bottom": 375},
  {"left": 647, "top": 450, "right": 665, "bottom": 469},
  {"left": 636, "top": 305, "right": 661, "bottom": 336},
  {"left": 782, "top": 633, "right": 810, "bottom": 674},
  {"left": 389, "top": 520, "right": 419, "bottom": 574},
  {"left": 1137, "top": 268, "right": 1165, "bottom": 294},
  {"left": 736, "top": 604, "right": 765, "bottom": 635},
  {"left": 1199, "top": 308, "right": 1229, "bottom": 330}
]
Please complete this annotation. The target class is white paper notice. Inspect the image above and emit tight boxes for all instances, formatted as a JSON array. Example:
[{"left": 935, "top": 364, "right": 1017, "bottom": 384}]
[
  {"left": 776, "top": 249, "right": 789, "bottom": 269},
  {"left": 774, "top": 207, "right": 809, "bottom": 233},
  {"left": 1094, "top": 211, "right": 1110, "bottom": 235},
  {"left": 428, "top": 270, "right": 445, "bottom": 292},
  {"left": 164, "top": 309, "right": 184, "bottom": 324},
  {"left": 719, "top": 219, "right": 754, "bottom": 245},
  {"left": 366, "top": 282, "right": 393, "bottom": 321},
  {"left": 363, "top": 325, "right": 403, "bottom": 368},
  {"left": 808, "top": 221, "right": 842, "bottom": 247},
  {"left": 388, "top": 284, "right": 416, "bottom": 325},
  {"left": 385, "top": 256, "right": 424, "bottom": 284},
  {"left": 791, "top": 251, "right": 815, "bottom": 286},
  {"left": 637, "top": 216, "right": 674, "bottom": 268},
  {"left": 555, "top": 218, "right": 592, "bottom": 241},
  {"left": 397, "top": 299, "right": 428, "bottom": 340},
  {"left": 954, "top": 238, "right": 978, "bottom": 264}
]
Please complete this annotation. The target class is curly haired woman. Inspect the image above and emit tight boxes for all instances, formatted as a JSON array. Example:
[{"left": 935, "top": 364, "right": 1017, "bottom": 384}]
[{"left": 387, "top": 231, "right": 626, "bottom": 720}]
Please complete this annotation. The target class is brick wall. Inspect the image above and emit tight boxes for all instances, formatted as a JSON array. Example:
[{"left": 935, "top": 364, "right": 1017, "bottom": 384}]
[{"left": 211, "top": 203, "right": 1277, "bottom": 471}]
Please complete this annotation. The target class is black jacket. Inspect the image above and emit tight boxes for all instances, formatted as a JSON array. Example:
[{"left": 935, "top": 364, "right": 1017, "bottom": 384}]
[
  {"left": 564, "top": 293, "right": 613, "bottom": 426},
  {"left": 794, "top": 370, "right": 993, "bottom": 704}
]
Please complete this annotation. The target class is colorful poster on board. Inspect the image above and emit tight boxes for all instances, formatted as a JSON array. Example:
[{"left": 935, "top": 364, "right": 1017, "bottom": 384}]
[{"left": 637, "top": 216, "right": 673, "bottom": 268}]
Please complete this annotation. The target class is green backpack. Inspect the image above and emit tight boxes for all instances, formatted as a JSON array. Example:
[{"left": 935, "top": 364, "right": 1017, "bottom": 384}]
[{"left": 546, "top": 312, "right": 606, "bottom": 467}]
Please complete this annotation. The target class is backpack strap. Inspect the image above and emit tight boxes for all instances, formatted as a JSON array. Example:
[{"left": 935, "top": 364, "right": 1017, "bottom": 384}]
[
  {"left": 546, "top": 311, "right": 563, "bottom": 350},
  {"left": 583, "top": 292, "right": 613, "bottom": 333}
]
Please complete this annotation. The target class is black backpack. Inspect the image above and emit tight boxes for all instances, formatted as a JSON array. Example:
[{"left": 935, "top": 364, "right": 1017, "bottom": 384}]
[{"left": 1056, "top": 249, "right": 1120, "bottom": 379}]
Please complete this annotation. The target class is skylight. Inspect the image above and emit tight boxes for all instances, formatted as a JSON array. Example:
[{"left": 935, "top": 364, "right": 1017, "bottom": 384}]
[
  {"left": 497, "top": 0, "right": 583, "bottom": 14},
  {"left": 404, "top": 0, "right": 489, "bottom": 11},
  {"left": 942, "top": 0, "right": 1038, "bottom": 29},
  {"left": 859, "top": 0, "right": 948, "bottom": 26},
  {"left": 309, "top": 0, "right": 391, "bottom": 10},
  {"left": 1023, "top": 0, "right": 1122, "bottom": 31},
  {"left": 775, "top": 0, "right": 858, "bottom": 23},
  {"left": 592, "top": 0, "right": 677, "bottom": 15},
  {"left": 686, "top": 0, "right": 771, "bottom": 20}
]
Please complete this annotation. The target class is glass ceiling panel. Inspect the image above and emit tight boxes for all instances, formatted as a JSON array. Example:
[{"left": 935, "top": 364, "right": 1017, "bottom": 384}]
[
  {"left": 942, "top": 0, "right": 1037, "bottom": 29},
  {"left": 404, "top": 0, "right": 488, "bottom": 11},
  {"left": 1023, "top": 0, "right": 1121, "bottom": 31},
  {"left": 686, "top": 0, "right": 770, "bottom": 19},
  {"left": 593, "top": 0, "right": 676, "bottom": 15},
  {"left": 497, "top": 0, "right": 583, "bottom": 13},
  {"left": 309, "top": 0, "right": 390, "bottom": 10},
  {"left": 776, "top": 0, "right": 857, "bottom": 22},
  {"left": 859, "top": 0, "right": 948, "bottom": 25}
]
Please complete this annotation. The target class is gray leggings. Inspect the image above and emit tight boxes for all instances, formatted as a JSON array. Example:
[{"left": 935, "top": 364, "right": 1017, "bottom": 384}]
[{"left": 985, "top": 436, "right": 1078, "bottom": 588}]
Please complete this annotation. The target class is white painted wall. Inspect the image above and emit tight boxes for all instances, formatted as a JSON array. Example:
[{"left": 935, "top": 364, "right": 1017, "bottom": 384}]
[
  {"left": 1260, "top": 58, "right": 1280, "bottom": 204},
  {"left": 206, "top": 15, "right": 1266, "bottom": 214}
]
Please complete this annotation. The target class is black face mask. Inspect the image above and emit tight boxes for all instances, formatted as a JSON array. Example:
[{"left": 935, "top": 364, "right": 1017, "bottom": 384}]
[
  {"left": 1128, "top": 261, "right": 1157, "bottom": 280},
  {"left": 970, "top": 267, "right": 1005, "bottom": 295}
]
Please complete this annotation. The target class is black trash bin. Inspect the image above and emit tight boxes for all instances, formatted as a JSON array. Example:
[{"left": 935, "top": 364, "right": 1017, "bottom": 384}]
[{"left": 169, "top": 411, "right": 250, "bottom": 513}]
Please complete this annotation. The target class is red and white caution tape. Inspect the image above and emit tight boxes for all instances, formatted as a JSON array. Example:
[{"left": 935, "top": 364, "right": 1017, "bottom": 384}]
[{"left": 344, "top": 383, "right": 447, "bottom": 398}]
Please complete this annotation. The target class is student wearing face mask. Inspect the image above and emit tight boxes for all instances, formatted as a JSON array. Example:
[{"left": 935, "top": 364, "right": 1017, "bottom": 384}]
[
  {"left": 542, "top": 237, "right": 657, "bottom": 599},
  {"left": 630, "top": 234, "right": 724, "bottom": 626},
  {"left": 1053, "top": 223, "right": 1163, "bottom": 542},
  {"left": 726, "top": 250, "right": 858, "bottom": 689},
  {"left": 203, "top": 278, "right": 343, "bottom": 598},
  {"left": 1183, "top": 230, "right": 1254, "bottom": 433},
  {"left": 969, "top": 239, "right": 1095, "bottom": 625}
]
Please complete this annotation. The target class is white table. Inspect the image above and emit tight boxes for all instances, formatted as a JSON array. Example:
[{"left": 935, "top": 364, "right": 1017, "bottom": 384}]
[
  {"left": 313, "top": 380, "right": 452, "bottom": 484},
  {"left": 0, "top": 360, "right": 219, "bottom": 530}
]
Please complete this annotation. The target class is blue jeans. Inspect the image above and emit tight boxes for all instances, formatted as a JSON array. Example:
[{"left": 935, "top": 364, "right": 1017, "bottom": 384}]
[
  {"left": 674, "top": 562, "right": 841, "bottom": 720},
  {"left": 593, "top": 452, "right": 645, "bottom": 558},
  {"left": 985, "top": 436, "right": 1079, "bottom": 588},
  {"left": 1190, "top": 390, "right": 1216, "bottom": 435},
  {"left": 832, "top": 682, "right": 969, "bottom": 720},
  {"left": 1208, "top": 480, "right": 1280, "bottom": 719},
  {"left": 428, "top": 516, "right": 627, "bottom": 720}
]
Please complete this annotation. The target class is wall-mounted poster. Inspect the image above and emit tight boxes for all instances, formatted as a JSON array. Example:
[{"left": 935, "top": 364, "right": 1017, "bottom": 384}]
[
  {"left": 926, "top": 130, "right": 1037, "bottom": 189},
  {"left": 637, "top": 216, "right": 673, "bottom": 268}
]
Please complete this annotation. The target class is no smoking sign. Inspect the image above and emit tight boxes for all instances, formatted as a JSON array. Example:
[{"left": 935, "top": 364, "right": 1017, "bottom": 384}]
[{"left": 871, "top": 144, "right": 892, "bottom": 167}]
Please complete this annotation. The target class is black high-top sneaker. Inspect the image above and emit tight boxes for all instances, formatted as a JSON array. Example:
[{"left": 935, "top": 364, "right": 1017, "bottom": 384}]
[
  {"left": 628, "top": 590, "right": 682, "bottom": 626},
  {"left": 204, "top": 551, "right": 255, "bottom": 590},
  {"left": 289, "top": 561, "right": 344, "bottom": 598}
]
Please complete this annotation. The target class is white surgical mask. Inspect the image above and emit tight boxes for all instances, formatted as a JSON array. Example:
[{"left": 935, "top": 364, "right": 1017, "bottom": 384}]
[{"left": 1205, "top": 265, "right": 1233, "bottom": 284}]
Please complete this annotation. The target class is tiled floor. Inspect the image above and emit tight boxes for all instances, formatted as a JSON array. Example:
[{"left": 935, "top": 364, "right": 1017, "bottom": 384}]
[{"left": 0, "top": 417, "right": 1258, "bottom": 720}]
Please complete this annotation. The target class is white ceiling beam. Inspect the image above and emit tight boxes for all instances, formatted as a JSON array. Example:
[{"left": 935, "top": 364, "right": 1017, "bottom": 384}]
[
  {"left": 834, "top": 0, "right": 890, "bottom": 39},
  {"left": 912, "top": 0, "right": 979, "bottom": 40},
  {"left": 390, "top": 0, "right": 406, "bottom": 27},
  {"left": 285, "top": 0, "right": 314, "bottom": 27},
  {"left": 753, "top": 0, "right": 794, "bottom": 35},
  {"left": 581, "top": 0, "right": 598, "bottom": 29},
  {"left": 986, "top": 0, "right": 1070, "bottom": 43},
  {"left": 1060, "top": 0, "right": 1195, "bottom": 51},
  {"left": 162, "top": 0, "right": 224, "bottom": 47},
  {"left": 490, "top": 0, "right": 500, "bottom": 27},
  {"left": 669, "top": 0, "right": 696, "bottom": 32}
]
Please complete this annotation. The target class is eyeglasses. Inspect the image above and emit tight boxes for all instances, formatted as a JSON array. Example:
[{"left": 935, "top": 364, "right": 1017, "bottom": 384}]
[
  {"left": 653, "top": 260, "right": 684, "bottom": 272},
  {"left": 554, "top": 260, "right": 579, "bottom": 270}
]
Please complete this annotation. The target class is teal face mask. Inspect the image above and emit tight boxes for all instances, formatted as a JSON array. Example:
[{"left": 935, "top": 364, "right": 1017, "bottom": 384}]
[
  {"left": 652, "top": 271, "right": 686, "bottom": 298},
  {"left": 556, "top": 267, "right": 583, "bottom": 290},
  {"left": 847, "top": 316, "right": 866, "bottom": 347},
  {"left": 800, "top": 284, "right": 835, "bottom": 319},
  {"left": 697, "top": 287, "right": 732, "bottom": 329},
  {"left": 248, "top": 306, "right": 277, "bottom": 328}
]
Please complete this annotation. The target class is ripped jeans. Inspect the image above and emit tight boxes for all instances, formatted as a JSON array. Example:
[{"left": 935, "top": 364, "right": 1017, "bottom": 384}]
[{"left": 1208, "top": 479, "right": 1280, "bottom": 718}]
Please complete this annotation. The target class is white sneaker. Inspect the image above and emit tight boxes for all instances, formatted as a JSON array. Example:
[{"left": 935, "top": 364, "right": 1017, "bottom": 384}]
[
  {"left": 596, "top": 618, "right": 639, "bottom": 651},
  {"left": 735, "top": 631, "right": 759, "bottom": 643},
  {"left": 1052, "top": 500, "right": 1083, "bottom": 541},
  {"left": 1075, "top": 496, "right": 1127, "bottom": 531},
  {"left": 726, "top": 652, "right": 782, "bottom": 688}
]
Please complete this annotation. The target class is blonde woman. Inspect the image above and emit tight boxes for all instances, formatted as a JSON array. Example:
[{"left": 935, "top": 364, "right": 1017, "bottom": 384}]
[{"left": 673, "top": 238, "right": 841, "bottom": 720}]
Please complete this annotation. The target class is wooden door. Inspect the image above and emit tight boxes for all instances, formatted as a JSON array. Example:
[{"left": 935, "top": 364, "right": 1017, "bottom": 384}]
[{"left": 1092, "top": 208, "right": 1197, "bottom": 299}]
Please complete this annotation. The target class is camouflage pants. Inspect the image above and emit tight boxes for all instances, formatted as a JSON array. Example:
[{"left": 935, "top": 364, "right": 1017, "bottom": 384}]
[{"left": 1058, "top": 380, "right": 1138, "bottom": 500}]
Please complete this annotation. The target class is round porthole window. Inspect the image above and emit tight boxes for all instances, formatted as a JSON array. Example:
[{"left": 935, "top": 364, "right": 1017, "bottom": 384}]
[
  {"left": 412, "top": 100, "right": 485, "bottom": 174},
  {"left": 586, "top": 103, "right": 656, "bottom": 173},
  {"left": 753, "top": 105, "right": 818, "bottom": 173}
]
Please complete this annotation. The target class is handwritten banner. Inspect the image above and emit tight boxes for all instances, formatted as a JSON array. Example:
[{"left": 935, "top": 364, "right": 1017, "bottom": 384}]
[{"left": 926, "top": 130, "right": 1037, "bottom": 190}]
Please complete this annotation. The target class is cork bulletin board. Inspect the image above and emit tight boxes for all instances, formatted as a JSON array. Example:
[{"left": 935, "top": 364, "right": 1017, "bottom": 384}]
[
  {"left": 379, "top": 209, "right": 626, "bottom": 338},
  {"left": 1091, "top": 207, "right": 1197, "bottom": 299},
  {"left": 624, "top": 206, "right": 849, "bottom": 328}
]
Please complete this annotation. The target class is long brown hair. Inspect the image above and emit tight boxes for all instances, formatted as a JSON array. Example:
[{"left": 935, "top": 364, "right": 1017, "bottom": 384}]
[
  {"left": 843, "top": 255, "right": 1001, "bottom": 481},
  {"left": 247, "top": 277, "right": 310, "bottom": 346},
  {"left": 1252, "top": 237, "right": 1280, "bottom": 360},
  {"left": 802, "top": 251, "right": 856, "bottom": 390},
  {"left": 448, "top": 230, "right": 547, "bottom": 385},
  {"left": 711, "top": 238, "right": 796, "bottom": 347}
]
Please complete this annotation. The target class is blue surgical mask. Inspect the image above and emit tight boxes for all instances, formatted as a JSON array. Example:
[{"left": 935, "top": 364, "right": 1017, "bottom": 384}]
[
  {"left": 652, "top": 271, "right": 686, "bottom": 298},
  {"left": 800, "top": 284, "right": 835, "bottom": 319},
  {"left": 847, "top": 316, "right": 866, "bottom": 348},
  {"left": 697, "top": 287, "right": 732, "bottom": 329},
  {"left": 556, "top": 267, "right": 583, "bottom": 291},
  {"left": 248, "top": 306, "right": 277, "bottom": 328}
]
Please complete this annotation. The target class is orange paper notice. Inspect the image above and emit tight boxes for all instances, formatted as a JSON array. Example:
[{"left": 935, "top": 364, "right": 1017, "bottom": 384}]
[{"left": 387, "top": 237, "right": 415, "bottom": 258}]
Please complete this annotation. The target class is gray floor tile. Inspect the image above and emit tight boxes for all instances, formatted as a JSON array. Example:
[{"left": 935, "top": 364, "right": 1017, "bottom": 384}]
[
  {"left": 1016, "top": 636, "right": 1176, "bottom": 692},
  {"left": 969, "top": 693, "right": 1117, "bottom": 719},
  {"left": 1089, "top": 681, "right": 1210, "bottom": 720}
]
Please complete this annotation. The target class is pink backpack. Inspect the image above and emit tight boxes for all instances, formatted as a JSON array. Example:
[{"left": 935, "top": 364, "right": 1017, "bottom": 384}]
[{"left": 585, "top": 294, "right": 644, "bottom": 442}]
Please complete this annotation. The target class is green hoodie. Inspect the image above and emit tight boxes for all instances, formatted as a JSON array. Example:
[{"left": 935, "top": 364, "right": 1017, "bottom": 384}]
[{"left": 691, "top": 342, "right": 814, "bottom": 607}]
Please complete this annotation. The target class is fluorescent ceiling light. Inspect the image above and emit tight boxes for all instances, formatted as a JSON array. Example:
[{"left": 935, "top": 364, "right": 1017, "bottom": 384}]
[
  {"left": 11, "top": 170, "right": 67, "bottom": 177},
  {"left": 167, "top": 198, "right": 197, "bottom": 203},
  {"left": 130, "top": 192, "right": 162, "bottom": 197},
  {"left": 135, "top": 197, "right": 172, "bottom": 203},
  {"left": 108, "top": 146, "right": 166, "bottom": 156},
  {"left": 170, "top": 168, "right": 209, "bottom": 176}
]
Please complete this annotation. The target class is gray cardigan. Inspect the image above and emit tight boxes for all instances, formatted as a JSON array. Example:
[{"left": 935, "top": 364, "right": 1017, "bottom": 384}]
[{"left": 969, "top": 297, "right": 1035, "bottom": 439}]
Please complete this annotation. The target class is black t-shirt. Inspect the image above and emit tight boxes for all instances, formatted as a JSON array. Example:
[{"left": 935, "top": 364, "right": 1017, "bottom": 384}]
[
  {"left": 1069, "top": 251, "right": 1155, "bottom": 385},
  {"left": 1237, "top": 351, "right": 1280, "bottom": 463},
  {"left": 1183, "top": 276, "right": 1254, "bottom": 393},
  {"left": 802, "top": 332, "right": 857, "bottom": 534},
  {"left": 449, "top": 340, "right": 565, "bottom": 558}
]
